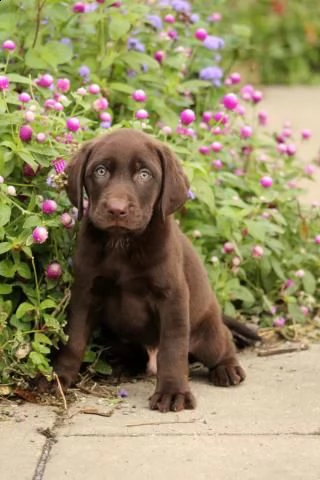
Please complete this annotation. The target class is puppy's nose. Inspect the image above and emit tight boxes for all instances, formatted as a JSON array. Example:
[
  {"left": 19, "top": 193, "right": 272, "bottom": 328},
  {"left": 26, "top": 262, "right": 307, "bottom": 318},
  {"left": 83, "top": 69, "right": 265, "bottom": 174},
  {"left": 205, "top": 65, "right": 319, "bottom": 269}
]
[{"left": 106, "top": 199, "right": 129, "bottom": 218}]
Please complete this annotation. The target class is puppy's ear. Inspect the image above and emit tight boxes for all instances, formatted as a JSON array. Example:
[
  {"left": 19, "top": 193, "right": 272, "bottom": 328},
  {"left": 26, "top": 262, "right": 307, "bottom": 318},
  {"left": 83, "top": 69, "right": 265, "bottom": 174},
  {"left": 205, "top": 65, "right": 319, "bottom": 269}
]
[
  {"left": 65, "top": 141, "right": 92, "bottom": 220},
  {"left": 156, "top": 140, "right": 190, "bottom": 218}
]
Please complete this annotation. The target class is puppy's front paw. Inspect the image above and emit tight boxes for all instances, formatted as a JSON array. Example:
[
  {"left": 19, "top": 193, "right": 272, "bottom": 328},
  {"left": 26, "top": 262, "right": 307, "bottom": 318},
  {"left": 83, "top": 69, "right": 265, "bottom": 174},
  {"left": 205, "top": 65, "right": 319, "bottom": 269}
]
[
  {"left": 149, "top": 389, "right": 196, "bottom": 413},
  {"left": 209, "top": 362, "right": 246, "bottom": 387}
]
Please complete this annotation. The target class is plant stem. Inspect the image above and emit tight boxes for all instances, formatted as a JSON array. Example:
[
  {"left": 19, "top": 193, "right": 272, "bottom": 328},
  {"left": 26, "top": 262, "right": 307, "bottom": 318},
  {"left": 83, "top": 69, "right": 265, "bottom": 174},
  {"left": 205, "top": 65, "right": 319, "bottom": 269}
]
[{"left": 32, "top": 0, "right": 47, "bottom": 49}]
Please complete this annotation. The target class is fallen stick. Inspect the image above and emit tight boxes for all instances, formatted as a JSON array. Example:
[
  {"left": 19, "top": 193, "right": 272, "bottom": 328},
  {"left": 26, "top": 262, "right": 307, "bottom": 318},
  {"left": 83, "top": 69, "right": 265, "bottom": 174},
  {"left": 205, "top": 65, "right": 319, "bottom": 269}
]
[
  {"left": 126, "top": 419, "right": 198, "bottom": 428},
  {"left": 257, "top": 343, "right": 309, "bottom": 357},
  {"left": 69, "top": 407, "right": 115, "bottom": 419}
]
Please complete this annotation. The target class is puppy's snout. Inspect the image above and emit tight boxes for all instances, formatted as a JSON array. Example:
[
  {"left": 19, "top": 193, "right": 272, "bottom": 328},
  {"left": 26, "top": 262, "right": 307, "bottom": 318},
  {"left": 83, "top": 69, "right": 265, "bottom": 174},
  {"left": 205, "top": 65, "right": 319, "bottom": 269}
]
[{"left": 103, "top": 198, "right": 129, "bottom": 219}]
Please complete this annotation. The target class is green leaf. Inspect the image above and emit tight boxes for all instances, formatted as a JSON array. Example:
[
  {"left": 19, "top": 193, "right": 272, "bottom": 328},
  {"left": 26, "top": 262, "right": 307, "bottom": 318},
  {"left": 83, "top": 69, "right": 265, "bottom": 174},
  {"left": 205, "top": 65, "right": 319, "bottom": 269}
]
[
  {"left": 0, "top": 260, "right": 16, "bottom": 278},
  {"left": 245, "top": 220, "right": 267, "bottom": 242},
  {"left": 16, "top": 302, "right": 36, "bottom": 320},
  {"left": 179, "top": 80, "right": 213, "bottom": 91},
  {"left": 270, "top": 257, "right": 286, "bottom": 281},
  {"left": 23, "top": 215, "right": 42, "bottom": 229},
  {"left": 0, "top": 284, "right": 12, "bottom": 294},
  {"left": 29, "top": 351, "right": 48, "bottom": 366},
  {"left": 0, "top": 206, "right": 11, "bottom": 228},
  {"left": 93, "top": 359, "right": 112, "bottom": 375},
  {"left": 118, "top": 51, "right": 159, "bottom": 71},
  {"left": 34, "top": 332, "right": 52, "bottom": 345},
  {"left": 40, "top": 299, "right": 57, "bottom": 311},
  {"left": 192, "top": 178, "right": 215, "bottom": 211},
  {"left": 7, "top": 74, "right": 32, "bottom": 85},
  {"left": 16, "top": 150, "right": 38, "bottom": 170},
  {"left": 109, "top": 82, "right": 135, "bottom": 94},
  {"left": 16, "top": 262, "right": 32, "bottom": 279},
  {"left": 302, "top": 271, "right": 316, "bottom": 295},
  {"left": 109, "top": 16, "right": 131, "bottom": 41},
  {"left": 0, "top": 242, "right": 11, "bottom": 255},
  {"left": 288, "top": 303, "right": 305, "bottom": 323}
]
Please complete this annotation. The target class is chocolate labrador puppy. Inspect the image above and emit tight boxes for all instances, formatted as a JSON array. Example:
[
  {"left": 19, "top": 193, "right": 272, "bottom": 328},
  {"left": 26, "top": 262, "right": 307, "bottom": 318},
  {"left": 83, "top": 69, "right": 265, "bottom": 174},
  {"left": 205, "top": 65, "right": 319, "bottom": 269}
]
[{"left": 47, "top": 128, "right": 259, "bottom": 412}]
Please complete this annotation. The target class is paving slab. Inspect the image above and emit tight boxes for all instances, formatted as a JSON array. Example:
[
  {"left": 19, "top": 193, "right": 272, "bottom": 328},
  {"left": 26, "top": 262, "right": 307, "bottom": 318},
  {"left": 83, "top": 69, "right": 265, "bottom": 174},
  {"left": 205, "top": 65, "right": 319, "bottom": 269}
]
[
  {"left": 0, "top": 404, "right": 56, "bottom": 480},
  {"left": 43, "top": 435, "right": 320, "bottom": 480},
  {"left": 59, "top": 348, "right": 320, "bottom": 437}
]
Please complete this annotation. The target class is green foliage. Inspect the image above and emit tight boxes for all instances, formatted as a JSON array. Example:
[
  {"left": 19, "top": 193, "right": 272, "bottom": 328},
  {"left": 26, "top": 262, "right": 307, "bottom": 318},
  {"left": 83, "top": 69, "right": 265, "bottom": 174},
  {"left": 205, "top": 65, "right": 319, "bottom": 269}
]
[{"left": 0, "top": 0, "right": 319, "bottom": 386}]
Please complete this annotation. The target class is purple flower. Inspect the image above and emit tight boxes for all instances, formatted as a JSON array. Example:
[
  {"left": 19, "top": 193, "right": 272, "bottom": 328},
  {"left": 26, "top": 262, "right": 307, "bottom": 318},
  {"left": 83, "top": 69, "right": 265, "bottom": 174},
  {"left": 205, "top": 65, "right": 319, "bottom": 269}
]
[
  {"left": 203, "top": 36, "right": 224, "bottom": 50},
  {"left": 199, "top": 66, "right": 223, "bottom": 86},
  {"left": 32, "top": 226, "right": 48, "bottom": 244},
  {"left": 79, "top": 65, "right": 90, "bottom": 78},
  {"left": 46, "top": 262, "right": 62, "bottom": 280},
  {"left": 171, "top": 0, "right": 191, "bottom": 13},
  {"left": 85, "top": 3, "right": 98, "bottom": 12},
  {"left": 146, "top": 14, "right": 163, "bottom": 30},
  {"left": 127, "top": 37, "right": 145, "bottom": 52},
  {"left": 190, "top": 13, "right": 200, "bottom": 23},
  {"left": 118, "top": 388, "right": 128, "bottom": 398},
  {"left": 188, "top": 189, "right": 196, "bottom": 200},
  {"left": 60, "top": 37, "right": 71, "bottom": 44}
]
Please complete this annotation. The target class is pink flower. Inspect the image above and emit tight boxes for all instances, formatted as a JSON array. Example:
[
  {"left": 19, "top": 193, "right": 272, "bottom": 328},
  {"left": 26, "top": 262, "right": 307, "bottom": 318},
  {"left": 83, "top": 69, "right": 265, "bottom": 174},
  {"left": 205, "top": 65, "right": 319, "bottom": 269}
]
[
  {"left": 88, "top": 84, "right": 101, "bottom": 94},
  {"left": 72, "top": 2, "right": 86, "bottom": 13},
  {"left": 56, "top": 78, "right": 70, "bottom": 93},
  {"left": 212, "top": 159, "right": 223, "bottom": 169},
  {"left": 0, "top": 75, "right": 9, "bottom": 91},
  {"left": 315, "top": 235, "right": 320, "bottom": 245},
  {"left": 19, "top": 92, "right": 31, "bottom": 103},
  {"left": 304, "top": 164, "right": 316, "bottom": 176},
  {"left": 180, "top": 109, "right": 196, "bottom": 125},
  {"left": 273, "top": 317, "right": 286, "bottom": 327},
  {"left": 61, "top": 212, "right": 74, "bottom": 228},
  {"left": 32, "top": 226, "right": 48, "bottom": 244},
  {"left": 286, "top": 144, "right": 296, "bottom": 156},
  {"left": 2, "top": 40, "right": 16, "bottom": 51},
  {"left": 46, "top": 262, "right": 62, "bottom": 280},
  {"left": 260, "top": 176, "right": 273, "bottom": 188},
  {"left": 222, "top": 93, "right": 238, "bottom": 110},
  {"left": 19, "top": 125, "right": 33, "bottom": 142},
  {"left": 93, "top": 97, "right": 109, "bottom": 111},
  {"left": 199, "top": 145, "right": 210, "bottom": 155},
  {"left": 240, "top": 125, "right": 253, "bottom": 139},
  {"left": 164, "top": 14, "right": 175, "bottom": 24},
  {"left": 66, "top": 117, "right": 81, "bottom": 132},
  {"left": 36, "top": 133, "right": 46, "bottom": 143},
  {"left": 24, "top": 110, "right": 35, "bottom": 122},
  {"left": 258, "top": 111, "right": 268, "bottom": 126},
  {"left": 301, "top": 129, "right": 311, "bottom": 140},
  {"left": 202, "top": 111, "right": 212, "bottom": 123},
  {"left": 223, "top": 242, "right": 234, "bottom": 253},
  {"left": 194, "top": 28, "right": 207, "bottom": 41},
  {"left": 252, "top": 245, "right": 264, "bottom": 258},
  {"left": 37, "top": 74, "right": 54, "bottom": 88},
  {"left": 252, "top": 90, "right": 263, "bottom": 103},
  {"left": 154, "top": 50, "right": 165, "bottom": 63},
  {"left": 41, "top": 199, "right": 58, "bottom": 215},
  {"left": 229, "top": 72, "right": 241, "bottom": 84},
  {"left": 135, "top": 109, "right": 149, "bottom": 120},
  {"left": 295, "top": 269, "right": 305, "bottom": 278},
  {"left": 211, "top": 142, "right": 223, "bottom": 153},
  {"left": 132, "top": 89, "right": 147, "bottom": 102}
]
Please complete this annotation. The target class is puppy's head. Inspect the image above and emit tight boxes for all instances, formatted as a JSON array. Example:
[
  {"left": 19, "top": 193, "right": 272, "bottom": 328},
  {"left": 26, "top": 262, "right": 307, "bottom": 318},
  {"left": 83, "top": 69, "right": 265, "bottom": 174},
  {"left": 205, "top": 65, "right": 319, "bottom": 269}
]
[{"left": 66, "top": 128, "right": 189, "bottom": 233}]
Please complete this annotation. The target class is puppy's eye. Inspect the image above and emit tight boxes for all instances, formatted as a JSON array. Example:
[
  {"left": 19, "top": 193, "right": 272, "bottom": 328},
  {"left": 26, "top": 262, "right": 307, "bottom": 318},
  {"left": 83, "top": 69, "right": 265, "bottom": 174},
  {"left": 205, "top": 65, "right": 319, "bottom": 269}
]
[
  {"left": 94, "top": 165, "right": 107, "bottom": 177},
  {"left": 137, "top": 169, "right": 152, "bottom": 182}
]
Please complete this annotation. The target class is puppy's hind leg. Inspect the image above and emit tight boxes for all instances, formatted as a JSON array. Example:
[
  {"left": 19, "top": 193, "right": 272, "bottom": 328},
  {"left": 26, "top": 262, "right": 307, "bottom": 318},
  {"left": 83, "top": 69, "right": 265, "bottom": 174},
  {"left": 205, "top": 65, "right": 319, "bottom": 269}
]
[{"left": 190, "top": 303, "right": 246, "bottom": 387}]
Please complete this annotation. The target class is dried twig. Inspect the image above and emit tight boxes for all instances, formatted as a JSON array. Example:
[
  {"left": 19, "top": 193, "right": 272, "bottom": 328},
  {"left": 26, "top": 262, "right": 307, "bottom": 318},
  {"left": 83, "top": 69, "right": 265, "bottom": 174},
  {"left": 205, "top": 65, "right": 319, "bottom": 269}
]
[
  {"left": 53, "top": 372, "right": 68, "bottom": 412},
  {"left": 126, "top": 419, "right": 198, "bottom": 428},
  {"left": 257, "top": 343, "right": 309, "bottom": 357},
  {"left": 69, "top": 407, "right": 115, "bottom": 419}
]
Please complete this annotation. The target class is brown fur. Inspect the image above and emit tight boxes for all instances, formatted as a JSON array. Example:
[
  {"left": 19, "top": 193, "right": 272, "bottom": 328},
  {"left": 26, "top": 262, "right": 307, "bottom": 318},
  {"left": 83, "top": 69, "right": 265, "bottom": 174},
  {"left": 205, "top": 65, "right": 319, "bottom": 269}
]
[{"left": 43, "top": 128, "right": 258, "bottom": 413}]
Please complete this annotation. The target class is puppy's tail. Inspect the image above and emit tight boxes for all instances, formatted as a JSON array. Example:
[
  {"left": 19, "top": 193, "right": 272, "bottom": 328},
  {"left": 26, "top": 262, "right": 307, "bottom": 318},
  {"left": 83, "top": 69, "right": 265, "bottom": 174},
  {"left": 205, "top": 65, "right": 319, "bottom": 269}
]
[{"left": 223, "top": 314, "right": 261, "bottom": 350}]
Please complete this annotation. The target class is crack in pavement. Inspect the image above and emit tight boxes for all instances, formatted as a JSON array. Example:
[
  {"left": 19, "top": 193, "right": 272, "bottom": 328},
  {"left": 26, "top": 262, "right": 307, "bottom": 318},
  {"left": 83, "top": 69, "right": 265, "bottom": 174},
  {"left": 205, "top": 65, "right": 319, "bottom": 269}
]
[
  {"left": 61, "top": 431, "right": 320, "bottom": 438},
  {"left": 32, "top": 414, "right": 65, "bottom": 480}
]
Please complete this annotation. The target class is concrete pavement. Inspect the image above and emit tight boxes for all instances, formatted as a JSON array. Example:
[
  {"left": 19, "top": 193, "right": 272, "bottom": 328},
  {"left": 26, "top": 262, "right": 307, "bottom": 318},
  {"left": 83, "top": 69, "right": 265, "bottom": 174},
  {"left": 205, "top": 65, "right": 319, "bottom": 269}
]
[
  {"left": 1, "top": 346, "right": 320, "bottom": 480},
  {"left": 1, "top": 87, "right": 320, "bottom": 480}
]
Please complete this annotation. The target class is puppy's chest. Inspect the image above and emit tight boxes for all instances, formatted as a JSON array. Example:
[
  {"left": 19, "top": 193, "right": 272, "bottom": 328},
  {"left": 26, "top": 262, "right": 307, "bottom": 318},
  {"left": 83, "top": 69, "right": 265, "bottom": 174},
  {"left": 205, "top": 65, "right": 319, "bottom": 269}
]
[{"left": 91, "top": 255, "right": 162, "bottom": 339}]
